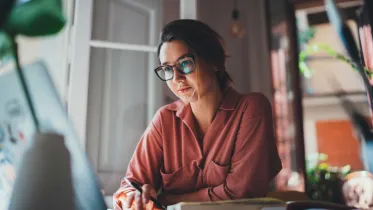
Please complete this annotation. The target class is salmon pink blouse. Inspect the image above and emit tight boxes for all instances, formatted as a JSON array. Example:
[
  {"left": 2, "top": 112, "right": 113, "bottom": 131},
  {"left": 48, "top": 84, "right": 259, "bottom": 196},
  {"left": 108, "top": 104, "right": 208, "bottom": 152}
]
[{"left": 114, "top": 87, "right": 282, "bottom": 208}]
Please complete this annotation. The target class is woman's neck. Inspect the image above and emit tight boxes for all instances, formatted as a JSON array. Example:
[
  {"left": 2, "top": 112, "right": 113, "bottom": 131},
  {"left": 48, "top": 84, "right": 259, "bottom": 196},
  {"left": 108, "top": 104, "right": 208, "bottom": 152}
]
[{"left": 190, "top": 87, "right": 223, "bottom": 127}]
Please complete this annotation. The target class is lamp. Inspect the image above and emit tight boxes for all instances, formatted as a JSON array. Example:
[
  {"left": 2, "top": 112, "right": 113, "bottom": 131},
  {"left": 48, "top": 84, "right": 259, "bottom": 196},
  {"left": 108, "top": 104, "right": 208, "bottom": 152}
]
[{"left": 229, "top": 0, "right": 245, "bottom": 39}]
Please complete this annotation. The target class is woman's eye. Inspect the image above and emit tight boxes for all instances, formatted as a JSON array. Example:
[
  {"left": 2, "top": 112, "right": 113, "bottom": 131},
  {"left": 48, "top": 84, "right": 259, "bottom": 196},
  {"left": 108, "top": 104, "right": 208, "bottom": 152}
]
[
  {"left": 181, "top": 60, "right": 193, "bottom": 67},
  {"left": 180, "top": 60, "right": 194, "bottom": 73},
  {"left": 164, "top": 66, "right": 173, "bottom": 72}
]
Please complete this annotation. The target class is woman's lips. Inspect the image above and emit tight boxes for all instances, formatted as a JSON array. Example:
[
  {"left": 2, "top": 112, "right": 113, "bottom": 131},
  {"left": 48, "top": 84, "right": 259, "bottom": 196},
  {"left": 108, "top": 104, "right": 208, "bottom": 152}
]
[{"left": 178, "top": 87, "right": 192, "bottom": 93}]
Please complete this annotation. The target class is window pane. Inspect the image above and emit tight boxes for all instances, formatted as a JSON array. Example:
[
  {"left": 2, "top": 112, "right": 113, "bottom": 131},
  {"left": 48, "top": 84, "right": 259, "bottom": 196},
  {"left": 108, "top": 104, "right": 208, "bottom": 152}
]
[
  {"left": 86, "top": 47, "right": 159, "bottom": 193},
  {"left": 91, "top": 0, "right": 162, "bottom": 46}
]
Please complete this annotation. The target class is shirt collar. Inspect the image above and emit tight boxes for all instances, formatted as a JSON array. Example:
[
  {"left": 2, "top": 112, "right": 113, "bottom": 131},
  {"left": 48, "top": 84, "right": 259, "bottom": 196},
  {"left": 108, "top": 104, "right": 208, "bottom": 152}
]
[{"left": 219, "top": 87, "right": 241, "bottom": 111}]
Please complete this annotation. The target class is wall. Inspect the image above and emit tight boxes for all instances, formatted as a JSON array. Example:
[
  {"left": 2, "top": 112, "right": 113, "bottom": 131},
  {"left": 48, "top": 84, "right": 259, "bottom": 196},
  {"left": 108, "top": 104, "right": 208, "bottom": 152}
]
[
  {"left": 197, "top": 0, "right": 247, "bottom": 93},
  {"left": 38, "top": 32, "right": 71, "bottom": 103},
  {"left": 163, "top": 0, "right": 179, "bottom": 24},
  {"left": 316, "top": 119, "right": 364, "bottom": 169},
  {"left": 17, "top": 37, "right": 41, "bottom": 65},
  {"left": 0, "top": 37, "right": 40, "bottom": 71},
  {"left": 0, "top": 35, "right": 67, "bottom": 100},
  {"left": 303, "top": 99, "right": 370, "bottom": 154},
  {"left": 305, "top": 21, "right": 364, "bottom": 94},
  {"left": 197, "top": 0, "right": 272, "bottom": 98},
  {"left": 303, "top": 99, "right": 369, "bottom": 171}
]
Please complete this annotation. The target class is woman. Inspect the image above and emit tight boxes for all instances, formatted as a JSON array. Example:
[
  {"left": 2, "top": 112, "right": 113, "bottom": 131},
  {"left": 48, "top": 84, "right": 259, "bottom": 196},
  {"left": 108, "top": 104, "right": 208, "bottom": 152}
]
[{"left": 113, "top": 19, "right": 282, "bottom": 210}]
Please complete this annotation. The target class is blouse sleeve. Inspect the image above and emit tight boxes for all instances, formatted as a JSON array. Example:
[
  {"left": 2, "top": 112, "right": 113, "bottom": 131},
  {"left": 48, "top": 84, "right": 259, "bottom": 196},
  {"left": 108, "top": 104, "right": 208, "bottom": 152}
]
[
  {"left": 113, "top": 110, "right": 164, "bottom": 209},
  {"left": 195, "top": 93, "right": 282, "bottom": 201}
]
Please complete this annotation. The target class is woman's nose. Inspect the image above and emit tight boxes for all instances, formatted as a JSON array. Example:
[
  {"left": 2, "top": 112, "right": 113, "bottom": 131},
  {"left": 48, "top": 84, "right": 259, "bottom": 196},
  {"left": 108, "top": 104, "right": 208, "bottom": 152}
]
[{"left": 172, "top": 68, "right": 185, "bottom": 83}]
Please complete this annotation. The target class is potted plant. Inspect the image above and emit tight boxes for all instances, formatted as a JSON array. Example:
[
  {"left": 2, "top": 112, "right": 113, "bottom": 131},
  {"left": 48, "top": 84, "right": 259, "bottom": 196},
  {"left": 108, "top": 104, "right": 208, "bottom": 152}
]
[{"left": 306, "top": 153, "right": 351, "bottom": 204}]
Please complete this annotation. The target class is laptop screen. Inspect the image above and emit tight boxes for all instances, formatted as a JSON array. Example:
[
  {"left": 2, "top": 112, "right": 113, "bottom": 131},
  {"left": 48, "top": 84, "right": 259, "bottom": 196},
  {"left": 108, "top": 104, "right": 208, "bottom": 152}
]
[{"left": 0, "top": 60, "right": 107, "bottom": 210}]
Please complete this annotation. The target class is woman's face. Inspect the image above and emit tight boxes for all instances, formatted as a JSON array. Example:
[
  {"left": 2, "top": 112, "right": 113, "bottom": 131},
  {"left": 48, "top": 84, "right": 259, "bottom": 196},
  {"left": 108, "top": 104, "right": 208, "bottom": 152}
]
[{"left": 158, "top": 40, "right": 218, "bottom": 103}]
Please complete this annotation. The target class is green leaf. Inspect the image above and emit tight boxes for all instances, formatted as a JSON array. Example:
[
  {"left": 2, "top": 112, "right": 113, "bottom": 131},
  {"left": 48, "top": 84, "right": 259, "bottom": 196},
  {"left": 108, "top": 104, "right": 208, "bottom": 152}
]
[
  {"left": 299, "top": 43, "right": 373, "bottom": 78},
  {"left": 341, "top": 165, "right": 351, "bottom": 175},
  {"left": 0, "top": 30, "right": 13, "bottom": 66}
]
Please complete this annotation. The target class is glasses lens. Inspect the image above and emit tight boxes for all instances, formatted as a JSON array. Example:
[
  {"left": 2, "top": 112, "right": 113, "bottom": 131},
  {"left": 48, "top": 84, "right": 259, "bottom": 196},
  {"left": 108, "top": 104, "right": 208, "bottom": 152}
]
[
  {"left": 176, "top": 57, "right": 195, "bottom": 74},
  {"left": 156, "top": 66, "right": 173, "bottom": 80}
]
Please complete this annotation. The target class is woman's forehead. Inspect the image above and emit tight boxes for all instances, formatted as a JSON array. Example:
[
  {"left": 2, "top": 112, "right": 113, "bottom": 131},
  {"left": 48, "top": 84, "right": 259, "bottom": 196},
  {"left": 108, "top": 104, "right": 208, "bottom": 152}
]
[{"left": 159, "top": 40, "right": 190, "bottom": 65}]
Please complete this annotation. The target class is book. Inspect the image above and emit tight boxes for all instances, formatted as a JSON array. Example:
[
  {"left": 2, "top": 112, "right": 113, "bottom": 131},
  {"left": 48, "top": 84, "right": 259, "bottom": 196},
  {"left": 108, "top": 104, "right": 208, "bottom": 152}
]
[{"left": 167, "top": 198, "right": 286, "bottom": 210}]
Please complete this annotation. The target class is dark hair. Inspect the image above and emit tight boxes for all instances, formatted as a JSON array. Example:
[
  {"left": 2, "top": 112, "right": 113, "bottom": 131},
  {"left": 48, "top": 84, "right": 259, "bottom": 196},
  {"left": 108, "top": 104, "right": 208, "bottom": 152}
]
[{"left": 157, "top": 19, "right": 233, "bottom": 90}]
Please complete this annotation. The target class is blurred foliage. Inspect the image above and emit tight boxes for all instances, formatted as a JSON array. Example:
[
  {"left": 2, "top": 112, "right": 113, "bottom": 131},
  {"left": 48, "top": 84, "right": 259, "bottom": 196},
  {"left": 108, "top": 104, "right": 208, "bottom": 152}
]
[
  {"left": 297, "top": 26, "right": 373, "bottom": 79},
  {"left": 0, "top": 31, "right": 13, "bottom": 67},
  {"left": 306, "top": 153, "right": 351, "bottom": 204},
  {"left": 298, "top": 26, "right": 316, "bottom": 46},
  {"left": 299, "top": 43, "right": 373, "bottom": 79}
]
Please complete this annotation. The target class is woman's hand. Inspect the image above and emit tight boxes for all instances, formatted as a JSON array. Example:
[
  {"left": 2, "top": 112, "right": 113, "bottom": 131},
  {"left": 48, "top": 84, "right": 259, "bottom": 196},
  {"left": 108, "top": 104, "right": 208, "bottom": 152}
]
[
  {"left": 116, "top": 184, "right": 158, "bottom": 210},
  {"left": 136, "top": 184, "right": 155, "bottom": 210}
]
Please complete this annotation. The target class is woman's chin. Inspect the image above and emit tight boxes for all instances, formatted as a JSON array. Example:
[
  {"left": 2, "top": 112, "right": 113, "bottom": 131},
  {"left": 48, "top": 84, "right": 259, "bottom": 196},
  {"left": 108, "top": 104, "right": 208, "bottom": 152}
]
[
  {"left": 176, "top": 88, "right": 197, "bottom": 103},
  {"left": 179, "top": 95, "right": 198, "bottom": 104}
]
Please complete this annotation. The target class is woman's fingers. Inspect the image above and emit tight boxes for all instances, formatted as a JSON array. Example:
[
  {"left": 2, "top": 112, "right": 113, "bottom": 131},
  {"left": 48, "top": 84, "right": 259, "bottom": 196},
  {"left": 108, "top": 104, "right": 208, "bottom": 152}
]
[
  {"left": 142, "top": 184, "right": 151, "bottom": 204},
  {"left": 114, "top": 200, "right": 125, "bottom": 210},
  {"left": 114, "top": 191, "right": 132, "bottom": 210},
  {"left": 119, "top": 184, "right": 156, "bottom": 210},
  {"left": 125, "top": 192, "right": 135, "bottom": 208},
  {"left": 135, "top": 190, "right": 143, "bottom": 210}
]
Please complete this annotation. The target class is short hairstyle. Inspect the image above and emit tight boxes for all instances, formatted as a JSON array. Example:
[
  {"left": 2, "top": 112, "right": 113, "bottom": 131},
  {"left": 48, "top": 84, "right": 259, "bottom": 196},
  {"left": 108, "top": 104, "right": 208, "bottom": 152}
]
[{"left": 157, "top": 19, "right": 233, "bottom": 90}]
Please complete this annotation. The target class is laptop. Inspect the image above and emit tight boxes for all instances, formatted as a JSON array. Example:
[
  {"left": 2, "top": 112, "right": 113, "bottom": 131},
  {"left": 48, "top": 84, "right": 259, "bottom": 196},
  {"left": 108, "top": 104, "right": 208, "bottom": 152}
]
[{"left": 0, "top": 60, "right": 107, "bottom": 210}]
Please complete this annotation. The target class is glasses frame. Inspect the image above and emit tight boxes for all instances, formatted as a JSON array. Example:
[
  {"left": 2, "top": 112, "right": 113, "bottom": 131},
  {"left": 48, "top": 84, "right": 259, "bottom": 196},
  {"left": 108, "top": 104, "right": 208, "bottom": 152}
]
[{"left": 154, "top": 53, "right": 196, "bottom": 81}]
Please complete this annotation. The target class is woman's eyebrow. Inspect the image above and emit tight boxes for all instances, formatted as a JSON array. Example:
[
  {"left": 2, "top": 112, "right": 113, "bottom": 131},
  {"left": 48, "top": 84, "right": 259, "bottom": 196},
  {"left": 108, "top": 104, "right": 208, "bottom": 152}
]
[{"left": 161, "top": 53, "right": 190, "bottom": 65}]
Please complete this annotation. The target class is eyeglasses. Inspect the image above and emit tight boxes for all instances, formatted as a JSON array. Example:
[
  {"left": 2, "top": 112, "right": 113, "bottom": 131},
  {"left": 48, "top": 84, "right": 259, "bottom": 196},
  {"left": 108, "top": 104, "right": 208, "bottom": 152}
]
[{"left": 154, "top": 54, "right": 196, "bottom": 81}]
